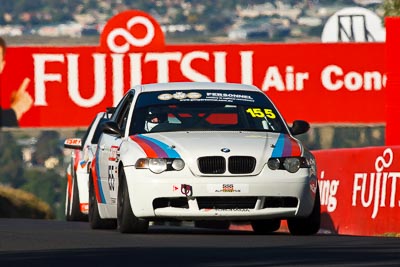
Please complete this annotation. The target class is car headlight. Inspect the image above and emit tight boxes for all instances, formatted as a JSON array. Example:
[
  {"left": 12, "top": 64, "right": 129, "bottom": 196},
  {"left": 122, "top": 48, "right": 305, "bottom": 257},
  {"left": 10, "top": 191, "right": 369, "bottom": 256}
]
[
  {"left": 149, "top": 158, "right": 167, "bottom": 173},
  {"left": 171, "top": 159, "right": 185, "bottom": 171},
  {"left": 283, "top": 158, "right": 301, "bottom": 173},
  {"left": 135, "top": 158, "right": 149, "bottom": 169},
  {"left": 135, "top": 158, "right": 185, "bottom": 173},
  {"left": 267, "top": 157, "right": 309, "bottom": 173},
  {"left": 267, "top": 158, "right": 280, "bottom": 170}
]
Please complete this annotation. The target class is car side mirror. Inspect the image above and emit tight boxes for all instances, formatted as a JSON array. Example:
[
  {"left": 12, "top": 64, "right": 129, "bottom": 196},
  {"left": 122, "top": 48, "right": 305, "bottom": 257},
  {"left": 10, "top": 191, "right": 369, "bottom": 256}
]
[
  {"left": 290, "top": 120, "right": 310, "bottom": 135},
  {"left": 106, "top": 107, "right": 115, "bottom": 118},
  {"left": 102, "top": 121, "right": 123, "bottom": 137}
]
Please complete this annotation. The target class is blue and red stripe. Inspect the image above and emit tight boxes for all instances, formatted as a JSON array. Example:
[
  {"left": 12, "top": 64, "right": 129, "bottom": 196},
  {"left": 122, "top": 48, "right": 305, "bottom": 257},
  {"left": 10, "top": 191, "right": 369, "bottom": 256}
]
[
  {"left": 130, "top": 134, "right": 180, "bottom": 158},
  {"left": 91, "top": 152, "right": 106, "bottom": 203},
  {"left": 272, "top": 134, "right": 301, "bottom": 157}
]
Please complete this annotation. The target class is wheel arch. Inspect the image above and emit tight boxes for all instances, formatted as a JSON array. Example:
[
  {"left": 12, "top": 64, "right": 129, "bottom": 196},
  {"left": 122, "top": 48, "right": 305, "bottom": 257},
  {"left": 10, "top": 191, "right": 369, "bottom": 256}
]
[
  {"left": 88, "top": 166, "right": 108, "bottom": 219},
  {"left": 118, "top": 161, "right": 125, "bottom": 186}
]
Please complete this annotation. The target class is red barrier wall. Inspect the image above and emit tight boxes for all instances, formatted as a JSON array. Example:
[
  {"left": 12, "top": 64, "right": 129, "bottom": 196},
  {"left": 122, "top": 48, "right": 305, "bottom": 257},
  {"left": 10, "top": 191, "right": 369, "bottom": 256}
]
[
  {"left": 385, "top": 17, "right": 400, "bottom": 145},
  {"left": 313, "top": 146, "right": 400, "bottom": 236}
]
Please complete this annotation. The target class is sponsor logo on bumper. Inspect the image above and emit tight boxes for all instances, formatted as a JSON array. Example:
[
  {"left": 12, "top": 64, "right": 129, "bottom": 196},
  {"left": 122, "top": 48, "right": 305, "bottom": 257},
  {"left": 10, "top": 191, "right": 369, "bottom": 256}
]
[{"left": 207, "top": 184, "right": 249, "bottom": 193}]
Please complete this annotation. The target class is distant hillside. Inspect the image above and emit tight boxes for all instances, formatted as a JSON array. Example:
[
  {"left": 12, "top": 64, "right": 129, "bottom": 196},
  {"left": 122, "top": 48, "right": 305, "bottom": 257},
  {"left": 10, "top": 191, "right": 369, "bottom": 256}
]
[{"left": 0, "top": 185, "right": 54, "bottom": 219}]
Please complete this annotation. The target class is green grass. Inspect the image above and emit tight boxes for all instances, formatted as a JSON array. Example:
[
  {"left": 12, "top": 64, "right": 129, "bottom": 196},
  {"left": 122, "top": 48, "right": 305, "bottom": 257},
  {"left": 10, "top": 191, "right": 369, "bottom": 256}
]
[{"left": 0, "top": 185, "right": 54, "bottom": 219}]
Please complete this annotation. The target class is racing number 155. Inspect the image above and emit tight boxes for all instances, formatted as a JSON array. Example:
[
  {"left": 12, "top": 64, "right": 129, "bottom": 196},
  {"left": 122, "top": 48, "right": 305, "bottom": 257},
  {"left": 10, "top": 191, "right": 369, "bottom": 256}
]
[{"left": 246, "top": 108, "right": 276, "bottom": 119}]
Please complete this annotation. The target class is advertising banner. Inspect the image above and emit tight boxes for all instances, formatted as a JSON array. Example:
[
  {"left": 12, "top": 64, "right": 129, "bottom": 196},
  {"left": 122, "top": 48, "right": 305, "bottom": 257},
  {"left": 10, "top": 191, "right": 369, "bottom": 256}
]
[
  {"left": 314, "top": 146, "right": 400, "bottom": 236},
  {"left": 0, "top": 10, "right": 386, "bottom": 128}
]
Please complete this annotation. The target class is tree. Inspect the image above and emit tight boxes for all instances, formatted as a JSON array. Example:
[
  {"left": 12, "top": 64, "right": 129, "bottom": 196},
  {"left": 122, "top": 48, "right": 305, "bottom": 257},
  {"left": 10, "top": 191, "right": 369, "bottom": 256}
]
[
  {"left": 383, "top": 0, "right": 400, "bottom": 17},
  {"left": 22, "top": 168, "right": 66, "bottom": 220},
  {"left": 0, "top": 132, "right": 25, "bottom": 187},
  {"left": 32, "top": 131, "right": 62, "bottom": 166}
]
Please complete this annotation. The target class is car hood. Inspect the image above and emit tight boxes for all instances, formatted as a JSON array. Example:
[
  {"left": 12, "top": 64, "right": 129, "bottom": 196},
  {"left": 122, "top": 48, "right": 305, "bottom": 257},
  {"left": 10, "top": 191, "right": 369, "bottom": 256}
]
[{"left": 128, "top": 131, "right": 303, "bottom": 175}]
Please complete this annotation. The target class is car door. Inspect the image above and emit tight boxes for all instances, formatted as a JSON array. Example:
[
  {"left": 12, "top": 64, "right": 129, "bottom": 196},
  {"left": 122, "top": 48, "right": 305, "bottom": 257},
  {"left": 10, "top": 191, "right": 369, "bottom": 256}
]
[{"left": 97, "top": 92, "right": 134, "bottom": 205}]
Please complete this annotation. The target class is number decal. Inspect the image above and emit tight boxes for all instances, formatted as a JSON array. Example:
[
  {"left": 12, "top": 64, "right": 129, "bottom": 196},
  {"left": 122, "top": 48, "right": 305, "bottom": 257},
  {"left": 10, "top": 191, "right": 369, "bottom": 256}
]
[
  {"left": 246, "top": 108, "right": 276, "bottom": 119},
  {"left": 108, "top": 166, "right": 115, "bottom": 191},
  {"left": 264, "top": 109, "right": 276, "bottom": 119}
]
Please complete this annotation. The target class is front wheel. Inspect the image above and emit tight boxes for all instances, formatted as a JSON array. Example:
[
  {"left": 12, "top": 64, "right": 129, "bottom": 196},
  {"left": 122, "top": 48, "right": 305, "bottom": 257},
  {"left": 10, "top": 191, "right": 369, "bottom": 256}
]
[
  {"left": 117, "top": 168, "right": 149, "bottom": 233},
  {"left": 251, "top": 219, "right": 281, "bottom": 234},
  {"left": 287, "top": 188, "right": 321, "bottom": 235},
  {"left": 88, "top": 173, "right": 117, "bottom": 229}
]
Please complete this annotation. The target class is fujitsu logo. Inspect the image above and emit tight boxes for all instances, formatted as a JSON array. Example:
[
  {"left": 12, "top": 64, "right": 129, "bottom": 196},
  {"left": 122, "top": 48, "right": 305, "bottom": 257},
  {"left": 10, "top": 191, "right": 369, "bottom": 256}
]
[
  {"left": 352, "top": 148, "right": 400, "bottom": 219},
  {"left": 107, "top": 16, "right": 155, "bottom": 53}
]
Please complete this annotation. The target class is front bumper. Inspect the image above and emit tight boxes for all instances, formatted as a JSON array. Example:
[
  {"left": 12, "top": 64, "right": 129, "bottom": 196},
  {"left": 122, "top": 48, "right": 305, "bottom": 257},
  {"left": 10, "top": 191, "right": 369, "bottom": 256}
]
[{"left": 124, "top": 166, "right": 316, "bottom": 221}]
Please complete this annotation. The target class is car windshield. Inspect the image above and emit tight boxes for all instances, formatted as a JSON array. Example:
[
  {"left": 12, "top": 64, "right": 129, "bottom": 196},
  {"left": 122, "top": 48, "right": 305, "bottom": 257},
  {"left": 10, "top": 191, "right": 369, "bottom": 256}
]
[{"left": 129, "top": 90, "right": 288, "bottom": 135}]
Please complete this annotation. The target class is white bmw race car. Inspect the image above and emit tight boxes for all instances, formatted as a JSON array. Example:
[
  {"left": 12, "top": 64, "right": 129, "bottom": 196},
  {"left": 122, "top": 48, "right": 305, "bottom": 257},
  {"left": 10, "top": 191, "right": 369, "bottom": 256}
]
[
  {"left": 90, "top": 82, "right": 320, "bottom": 235},
  {"left": 64, "top": 109, "right": 113, "bottom": 221}
]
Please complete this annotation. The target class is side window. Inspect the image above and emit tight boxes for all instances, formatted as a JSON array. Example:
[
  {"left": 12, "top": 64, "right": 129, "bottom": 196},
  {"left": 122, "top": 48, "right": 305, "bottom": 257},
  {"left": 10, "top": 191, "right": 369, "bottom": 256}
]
[
  {"left": 129, "top": 108, "right": 146, "bottom": 135},
  {"left": 81, "top": 116, "right": 98, "bottom": 147},
  {"left": 111, "top": 92, "right": 135, "bottom": 134},
  {"left": 91, "top": 118, "right": 107, "bottom": 144},
  {"left": 118, "top": 101, "right": 131, "bottom": 132}
]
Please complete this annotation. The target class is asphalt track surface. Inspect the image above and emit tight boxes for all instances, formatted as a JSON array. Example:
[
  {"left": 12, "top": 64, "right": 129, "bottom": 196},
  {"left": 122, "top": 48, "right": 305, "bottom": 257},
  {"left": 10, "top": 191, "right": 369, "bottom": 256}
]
[{"left": 0, "top": 219, "right": 399, "bottom": 266}]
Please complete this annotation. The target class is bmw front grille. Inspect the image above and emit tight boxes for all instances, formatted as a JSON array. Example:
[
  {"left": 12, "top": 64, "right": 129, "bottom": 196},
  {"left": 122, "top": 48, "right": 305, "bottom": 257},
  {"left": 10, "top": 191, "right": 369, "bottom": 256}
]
[{"left": 198, "top": 156, "right": 256, "bottom": 174}]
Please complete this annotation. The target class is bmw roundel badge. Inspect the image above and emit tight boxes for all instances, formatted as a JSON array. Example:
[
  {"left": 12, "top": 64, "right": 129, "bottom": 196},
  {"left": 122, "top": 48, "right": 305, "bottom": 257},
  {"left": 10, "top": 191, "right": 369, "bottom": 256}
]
[{"left": 221, "top": 148, "right": 230, "bottom": 153}]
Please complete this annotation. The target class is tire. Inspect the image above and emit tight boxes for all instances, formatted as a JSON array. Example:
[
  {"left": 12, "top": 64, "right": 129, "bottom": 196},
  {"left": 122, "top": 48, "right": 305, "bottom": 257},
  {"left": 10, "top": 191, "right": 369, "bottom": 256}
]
[
  {"left": 88, "top": 173, "right": 117, "bottom": 229},
  {"left": 194, "top": 220, "right": 230, "bottom": 230},
  {"left": 287, "top": 188, "right": 321, "bottom": 235},
  {"left": 251, "top": 219, "right": 281, "bottom": 234},
  {"left": 117, "top": 168, "right": 149, "bottom": 233},
  {"left": 68, "top": 173, "right": 88, "bottom": 221}
]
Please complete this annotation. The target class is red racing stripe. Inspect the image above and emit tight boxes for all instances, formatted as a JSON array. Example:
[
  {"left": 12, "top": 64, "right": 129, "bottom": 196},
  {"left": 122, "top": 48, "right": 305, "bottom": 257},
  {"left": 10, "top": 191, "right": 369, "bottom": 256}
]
[
  {"left": 288, "top": 137, "right": 301, "bottom": 156},
  {"left": 67, "top": 172, "right": 72, "bottom": 202},
  {"left": 91, "top": 157, "right": 102, "bottom": 203},
  {"left": 130, "top": 135, "right": 158, "bottom": 158}
]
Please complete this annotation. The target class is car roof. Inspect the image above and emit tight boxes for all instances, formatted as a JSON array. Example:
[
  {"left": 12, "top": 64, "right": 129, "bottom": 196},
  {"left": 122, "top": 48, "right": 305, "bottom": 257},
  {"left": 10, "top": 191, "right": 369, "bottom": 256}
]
[{"left": 132, "top": 82, "right": 261, "bottom": 93}]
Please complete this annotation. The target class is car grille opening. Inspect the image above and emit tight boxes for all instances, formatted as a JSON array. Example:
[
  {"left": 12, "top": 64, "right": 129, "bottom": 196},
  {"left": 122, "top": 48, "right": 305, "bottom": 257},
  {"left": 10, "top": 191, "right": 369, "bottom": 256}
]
[
  {"left": 198, "top": 156, "right": 256, "bottom": 174},
  {"left": 197, "top": 197, "right": 257, "bottom": 209},
  {"left": 228, "top": 156, "right": 256, "bottom": 174},
  {"left": 263, "top": 197, "right": 298, "bottom": 208},
  {"left": 153, "top": 198, "right": 189, "bottom": 209},
  {"left": 198, "top": 156, "right": 226, "bottom": 174},
  {"left": 152, "top": 197, "right": 297, "bottom": 211}
]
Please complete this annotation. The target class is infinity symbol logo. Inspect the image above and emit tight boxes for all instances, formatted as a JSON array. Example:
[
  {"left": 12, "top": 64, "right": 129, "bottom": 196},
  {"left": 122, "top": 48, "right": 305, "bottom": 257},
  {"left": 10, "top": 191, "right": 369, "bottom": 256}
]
[
  {"left": 107, "top": 16, "right": 155, "bottom": 53},
  {"left": 375, "top": 148, "right": 393, "bottom": 173}
]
